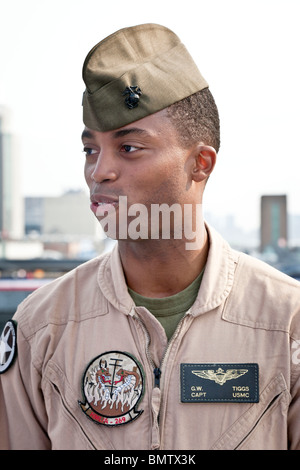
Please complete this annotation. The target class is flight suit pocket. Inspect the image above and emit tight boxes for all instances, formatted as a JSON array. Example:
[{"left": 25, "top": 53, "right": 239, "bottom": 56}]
[
  {"left": 211, "top": 373, "right": 290, "bottom": 450},
  {"left": 43, "top": 361, "right": 115, "bottom": 450}
]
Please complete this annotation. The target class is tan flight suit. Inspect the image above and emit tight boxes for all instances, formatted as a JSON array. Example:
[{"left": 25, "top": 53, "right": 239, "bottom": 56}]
[{"left": 0, "top": 225, "right": 300, "bottom": 450}]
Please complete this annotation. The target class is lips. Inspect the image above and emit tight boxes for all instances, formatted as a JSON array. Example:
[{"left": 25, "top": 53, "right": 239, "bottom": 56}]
[{"left": 90, "top": 194, "right": 119, "bottom": 216}]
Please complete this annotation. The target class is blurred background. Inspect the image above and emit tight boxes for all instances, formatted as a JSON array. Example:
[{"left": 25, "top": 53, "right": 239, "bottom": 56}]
[{"left": 1, "top": 0, "right": 300, "bottom": 330}]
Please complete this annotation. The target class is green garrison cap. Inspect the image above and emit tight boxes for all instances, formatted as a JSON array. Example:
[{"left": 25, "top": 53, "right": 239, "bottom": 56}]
[{"left": 82, "top": 23, "right": 209, "bottom": 132}]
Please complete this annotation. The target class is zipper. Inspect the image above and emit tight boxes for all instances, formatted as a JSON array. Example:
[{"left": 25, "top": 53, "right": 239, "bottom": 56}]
[
  {"left": 133, "top": 313, "right": 157, "bottom": 372},
  {"left": 153, "top": 367, "right": 161, "bottom": 387},
  {"left": 157, "top": 311, "right": 191, "bottom": 388},
  {"left": 133, "top": 309, "right": 191, "bottom": 390},
  {"left": 133, "top": 309, "right": 192, "bottom": 450}
]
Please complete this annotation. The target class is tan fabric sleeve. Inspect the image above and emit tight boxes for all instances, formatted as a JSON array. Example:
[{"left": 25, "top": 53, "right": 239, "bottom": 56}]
[{"left": 0, "top": 322, "right": 50, "bottom": 450}]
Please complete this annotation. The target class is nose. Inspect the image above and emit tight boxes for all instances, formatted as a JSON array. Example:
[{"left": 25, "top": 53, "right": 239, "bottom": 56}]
[{"left": 90, "top": 151, "right": 118, "bottom": 183}]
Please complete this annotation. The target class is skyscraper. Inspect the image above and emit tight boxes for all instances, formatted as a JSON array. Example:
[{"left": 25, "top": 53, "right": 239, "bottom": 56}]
[
  {"left": 260, "top": 195, "right": 288, "bottom": 252},
  {"left": 0, "top": 106, "right": 23, "bottom": 244}
]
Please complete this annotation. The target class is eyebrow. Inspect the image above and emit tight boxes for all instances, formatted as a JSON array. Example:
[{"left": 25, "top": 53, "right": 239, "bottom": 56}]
[
  {"left": 112, "top": 128, "right": 151, "bottom": 139},
  {"left": 81, "top": 129, "right": 95, "bottom": 141},
  {"left": 81, "top": 127, "right": 151, "bottom": 142}
]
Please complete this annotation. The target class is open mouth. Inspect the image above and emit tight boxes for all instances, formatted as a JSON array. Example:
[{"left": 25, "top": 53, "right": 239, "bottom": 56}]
[{"left": 90, "top": 200, "right": 119, "bottom": 216}]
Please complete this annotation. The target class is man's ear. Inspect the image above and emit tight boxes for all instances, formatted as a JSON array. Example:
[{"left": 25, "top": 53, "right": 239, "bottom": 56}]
[{"left": 191, "top": 144, "right": 217, "bottom": 182}]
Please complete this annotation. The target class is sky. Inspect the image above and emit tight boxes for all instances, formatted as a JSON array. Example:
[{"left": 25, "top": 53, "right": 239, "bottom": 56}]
[{"left": 0, "top": 0, "right": 299, "bottom": 232}]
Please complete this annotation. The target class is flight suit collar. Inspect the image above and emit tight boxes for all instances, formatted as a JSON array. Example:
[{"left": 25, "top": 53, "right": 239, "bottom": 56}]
[
  {"left": 97, "top": 224, "right": 238, "bottom": 317},
  {"left": 189, "top": 224, "right": 238, "bottom": 317},
  {"left": 97, "top": 243, "right": 134, "bottom": 315}
]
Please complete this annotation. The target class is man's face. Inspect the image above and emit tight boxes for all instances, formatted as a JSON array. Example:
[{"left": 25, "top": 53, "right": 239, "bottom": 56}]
[{"left": 82, "top": 109, "right": 201, "bottom": 240}]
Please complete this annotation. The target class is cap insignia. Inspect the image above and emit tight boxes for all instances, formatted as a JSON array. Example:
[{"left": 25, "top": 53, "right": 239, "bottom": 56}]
[{"left": 122, "top": 86, "right": 142, "bottom": 109}]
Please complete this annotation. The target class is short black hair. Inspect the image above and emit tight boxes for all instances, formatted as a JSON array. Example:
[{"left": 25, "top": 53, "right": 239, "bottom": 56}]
[{"left": 166, "top": 88, "right": 220, "bottom": 153}]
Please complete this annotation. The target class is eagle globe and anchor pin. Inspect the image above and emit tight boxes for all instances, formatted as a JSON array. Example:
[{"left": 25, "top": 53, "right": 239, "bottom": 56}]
[
  {"left": 122, "top": 86, "right": 142, "bottom": 109},
  {"left": 79, "top": 351, "right": 145, "bottom": 426}
]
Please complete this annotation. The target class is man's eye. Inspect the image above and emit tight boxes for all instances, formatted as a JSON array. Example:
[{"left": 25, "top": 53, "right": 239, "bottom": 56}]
[
  {"left": 83, "top": 147, "right": 97, "bottom": 157},
  {"left": 120, "top": 145, "right": 139, "bottom": 153}
]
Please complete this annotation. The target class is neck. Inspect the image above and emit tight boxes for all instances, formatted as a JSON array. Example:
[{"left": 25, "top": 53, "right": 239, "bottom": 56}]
[{"left": 118, "top": 222, "right": 208, "bottom": 298}]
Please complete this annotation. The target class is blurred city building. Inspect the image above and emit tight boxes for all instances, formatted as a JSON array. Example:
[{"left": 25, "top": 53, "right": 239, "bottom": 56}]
[
  {"left": 289, "top": 214, "right": 300, "bottom": 247},
  {"left": 0, "top": 190, "right": 106, "bottom": 261},
  {"left": 260, "top": 195, "right": 287, "bottom": 252},
  {"left": 0, "top": 106, "right": 23, "bottom": 244},
  {"left": 205, "top": 212, "right": 259, "bottom": 250},
  {"left": 23, "top": 190, "right": 107, "bottom": 259},
  {"left": 25, "top": 190, "right": 97, "bottom": 237}
]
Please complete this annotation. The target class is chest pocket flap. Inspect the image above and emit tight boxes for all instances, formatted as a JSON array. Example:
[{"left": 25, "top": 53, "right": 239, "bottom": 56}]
[{"left": 211, "top": 373, "right": 290, "bottom": 450}]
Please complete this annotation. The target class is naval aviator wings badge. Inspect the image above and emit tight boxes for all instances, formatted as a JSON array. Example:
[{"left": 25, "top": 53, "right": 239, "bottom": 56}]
[
  {"left": 79, "top": 351, "right": 145, "bottom": 426},
  {"left": 181, "top": 363, "right": 259, "bottom": 403},
  {"left": 192, "top": 367, "right": 248, "bottom": 385}
]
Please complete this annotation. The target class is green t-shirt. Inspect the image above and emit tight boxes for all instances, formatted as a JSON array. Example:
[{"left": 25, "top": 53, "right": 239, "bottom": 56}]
[{"left": 128, "top": 270, "right": 204, "bottom": 341}]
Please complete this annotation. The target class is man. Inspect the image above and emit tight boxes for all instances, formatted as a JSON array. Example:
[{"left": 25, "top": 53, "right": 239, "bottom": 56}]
[{"left": 0, "top": 23, "right": 300, "bottom": 450}]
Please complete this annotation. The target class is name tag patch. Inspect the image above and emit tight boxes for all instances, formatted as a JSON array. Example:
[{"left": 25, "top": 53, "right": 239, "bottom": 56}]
[{"left": 181, "top": 363, "right": 259, "bottom": 403}]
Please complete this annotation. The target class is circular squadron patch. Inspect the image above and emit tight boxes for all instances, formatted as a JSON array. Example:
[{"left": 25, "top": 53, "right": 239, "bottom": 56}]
[
  {"left": 79, "top": 351, "right": 145, "bottom": 426},
  {"left": 0, "top": 321, "right": 17, "bottom": 374}
]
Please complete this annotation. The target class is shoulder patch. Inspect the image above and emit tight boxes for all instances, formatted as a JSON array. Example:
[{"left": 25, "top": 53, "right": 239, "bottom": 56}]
[
  {"left": 0, "top": 320, "right": 17, "bottom": 374},
  {"left": 79, "top": 351, "right": 145, "bottom": 426}
]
